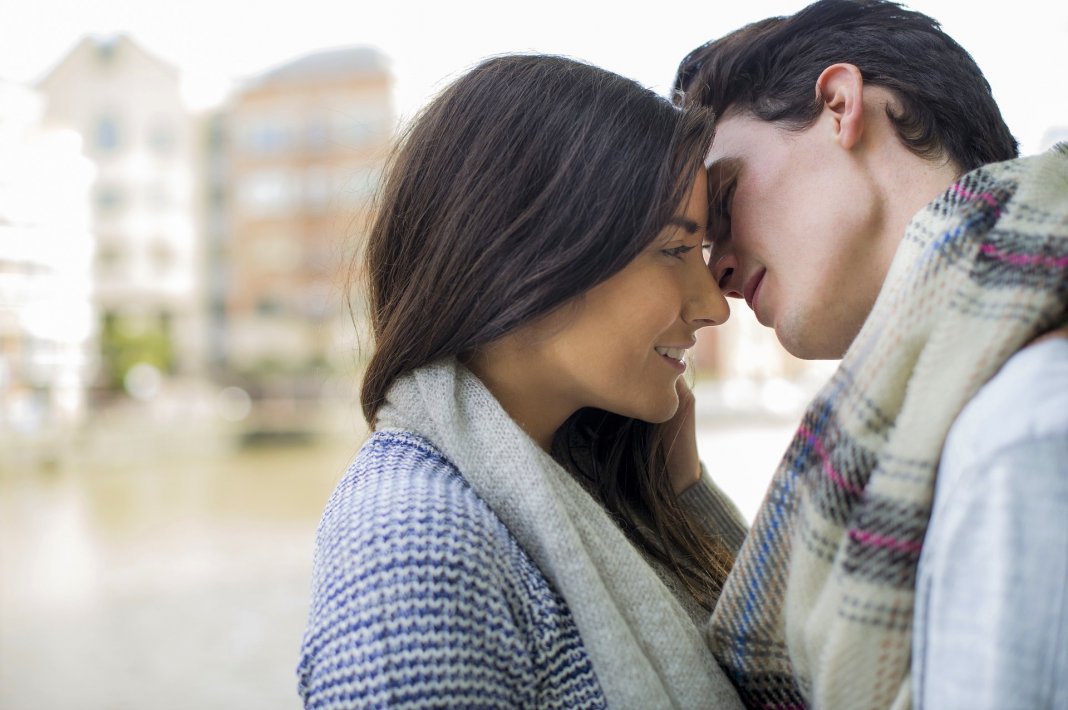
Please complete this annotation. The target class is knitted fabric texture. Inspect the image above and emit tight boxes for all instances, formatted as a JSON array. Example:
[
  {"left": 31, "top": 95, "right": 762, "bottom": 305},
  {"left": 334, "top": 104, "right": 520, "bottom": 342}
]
[
  {"left": 298, "top": 431, "right": 607, "bottom": 708},
  {"left": 708, "top": 146, "right": 1068, "bottom": 709},
  {"left": 377, "top": 360, "right": 744, "bottom": 709}
]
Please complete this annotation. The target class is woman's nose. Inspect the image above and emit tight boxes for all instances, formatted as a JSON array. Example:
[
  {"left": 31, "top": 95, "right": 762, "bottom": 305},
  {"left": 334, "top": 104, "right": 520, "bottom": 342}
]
[{"left": 685, "top": 257, "right": 730, "bottom": 327}]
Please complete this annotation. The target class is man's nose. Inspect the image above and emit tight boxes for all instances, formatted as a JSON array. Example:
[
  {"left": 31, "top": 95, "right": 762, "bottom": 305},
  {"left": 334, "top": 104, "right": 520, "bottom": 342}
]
[{"left": 711, "top": 251, "right": 742, "bottom": 299}]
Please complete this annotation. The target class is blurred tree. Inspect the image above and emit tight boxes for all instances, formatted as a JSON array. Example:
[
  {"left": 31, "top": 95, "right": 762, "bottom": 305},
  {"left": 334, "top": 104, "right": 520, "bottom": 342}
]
[{"left": 100, "top": 313, "right": 175, "bottom": 391}]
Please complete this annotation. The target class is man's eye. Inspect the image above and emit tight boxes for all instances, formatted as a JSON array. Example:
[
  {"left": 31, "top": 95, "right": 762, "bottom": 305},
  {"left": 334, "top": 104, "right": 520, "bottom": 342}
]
[
  {"left": 710, "top": 182, "right": 735, "bottom": 246},
  {"left": 718, "top": 182, "right": 735, "bottom": 221}
]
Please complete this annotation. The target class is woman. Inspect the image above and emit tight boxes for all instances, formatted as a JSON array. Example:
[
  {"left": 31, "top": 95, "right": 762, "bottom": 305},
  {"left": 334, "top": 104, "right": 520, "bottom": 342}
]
[{"left": 298, "top": 55, "right": 747, "bottom": 709}]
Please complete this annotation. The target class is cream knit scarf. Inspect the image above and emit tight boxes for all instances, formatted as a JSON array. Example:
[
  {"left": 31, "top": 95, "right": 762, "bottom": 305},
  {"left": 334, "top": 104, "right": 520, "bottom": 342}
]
[
  {"left": 377, "top": 359, "right": 744, "bottom": 709},
  {"left": 709, "top": 145, "right": 1068, "bottom": 709}
]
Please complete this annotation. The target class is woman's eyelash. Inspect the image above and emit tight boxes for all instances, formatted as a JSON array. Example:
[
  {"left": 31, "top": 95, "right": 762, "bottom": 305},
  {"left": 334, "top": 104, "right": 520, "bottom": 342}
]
[{"left": 661, "top": 245, "right": 696, "bottom": 259}]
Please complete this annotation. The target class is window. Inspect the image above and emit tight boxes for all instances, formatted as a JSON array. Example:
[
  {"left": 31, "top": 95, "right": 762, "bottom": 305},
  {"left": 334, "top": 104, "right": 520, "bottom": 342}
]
[
  {"left": 255, "top": 297, "right": 284, "bottom": 317},
  {"left": 244, "top": 120, "right": 291, "bottom": 155},
  {"left": 303, "top": 168, "right": 332, "bottom": 210},
  {"left": 96, "top": 242, "right": 125, "bottom": 273},
  {"left": 150, "top": 239, "right": 176, "bottom": 275},
  {"left": 304, "top": 237, "right": 336, "bottom": 273},
  {"left": 94, "top": 185, "right": 124, "bottom": 212},
  {"left": 304, "top": 115, "right": 329, "bottom": 151},
  {"left": 149, "top": 123, "right": 176, "bottom": 155},
  {"left": 94, "top": 116, "right": 120, "bottom": 152},
  {"left": 304, "top": 280, "right": 333, "bottom": 321},
  {"left": 238, "top": 171, "right": 294, "bottom": 215},
  {"left": 253, "top": 233, "right": 300, "bottom": 272},
  {"left": 95, "top": 39, "right": 117, "bottom": 65},
  {"left": 348, "top": 121, "right": 376, "bottom": 145}
]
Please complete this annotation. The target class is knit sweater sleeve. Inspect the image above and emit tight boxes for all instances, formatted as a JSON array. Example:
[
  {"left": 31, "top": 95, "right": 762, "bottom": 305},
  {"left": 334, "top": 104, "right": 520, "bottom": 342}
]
[
  {"left": 301, "top": 431, "right": 606, "bottom": 708},
  {"left": 678, "top": 464, "right": 749, "bottom": 554},
  {"left": 297, "top": 432, "right": 604, "bottom": 709}
]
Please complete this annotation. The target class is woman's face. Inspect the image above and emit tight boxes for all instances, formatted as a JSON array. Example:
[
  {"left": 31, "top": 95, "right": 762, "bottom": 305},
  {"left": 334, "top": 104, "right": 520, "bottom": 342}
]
[{"left": 521, "top": 170, "right": 729, "bottom": 425}]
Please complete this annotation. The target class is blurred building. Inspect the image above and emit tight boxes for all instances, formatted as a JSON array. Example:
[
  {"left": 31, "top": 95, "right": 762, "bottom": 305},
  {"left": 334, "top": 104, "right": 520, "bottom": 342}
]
[
  {"left": 37, "top": 35, "right": 204, "bottom": 394},
  {"left": 221, "top": 46, "right": 392, "bottom": 400},
  {"left": 0, "top": 81, "right": 95, "bottom": 435},
  {"left": 198, "top": 109, "right": 231, "bottom": 377}
]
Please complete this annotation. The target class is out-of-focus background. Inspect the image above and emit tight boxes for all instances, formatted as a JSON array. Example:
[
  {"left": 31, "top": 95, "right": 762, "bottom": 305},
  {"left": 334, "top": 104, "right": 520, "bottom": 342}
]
[{"left": 1, "top": 1, "right": 1064, "bottom": 707}]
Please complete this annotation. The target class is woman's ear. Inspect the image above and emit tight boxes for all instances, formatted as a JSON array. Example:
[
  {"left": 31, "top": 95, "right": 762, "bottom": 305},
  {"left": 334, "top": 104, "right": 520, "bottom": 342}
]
[{"left": 815, "top": 63, "right": 865, "bottom": 150}]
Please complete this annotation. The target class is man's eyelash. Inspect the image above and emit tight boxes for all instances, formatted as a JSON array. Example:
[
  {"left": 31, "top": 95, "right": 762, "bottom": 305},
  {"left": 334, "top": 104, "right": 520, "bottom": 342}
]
[{"left": 719, "top": 182, "right": 736, "bottom": 220}]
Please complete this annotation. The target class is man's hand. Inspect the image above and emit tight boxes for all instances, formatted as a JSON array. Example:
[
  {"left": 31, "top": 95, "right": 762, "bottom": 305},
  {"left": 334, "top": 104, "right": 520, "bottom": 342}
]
[{"left": 663, "top": 378, "right": 702, "bottom": 495}]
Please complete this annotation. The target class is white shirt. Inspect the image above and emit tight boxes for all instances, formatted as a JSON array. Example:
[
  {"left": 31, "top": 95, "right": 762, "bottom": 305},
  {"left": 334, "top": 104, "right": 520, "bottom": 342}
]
[{"left": 913, "top": 337, "right": 1068, "bottom": 709}]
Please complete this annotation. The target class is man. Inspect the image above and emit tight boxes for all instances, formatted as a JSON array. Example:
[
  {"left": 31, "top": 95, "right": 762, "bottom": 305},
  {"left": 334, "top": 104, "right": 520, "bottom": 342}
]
[{"left": 675, "top": 1, "right": 1068, "bottom": 708}]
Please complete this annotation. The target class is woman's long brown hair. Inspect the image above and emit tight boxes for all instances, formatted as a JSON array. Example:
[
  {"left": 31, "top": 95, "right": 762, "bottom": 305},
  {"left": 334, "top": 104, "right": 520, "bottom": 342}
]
[{"left": 358, "top": 54, "right": 732, "bottom": 609}]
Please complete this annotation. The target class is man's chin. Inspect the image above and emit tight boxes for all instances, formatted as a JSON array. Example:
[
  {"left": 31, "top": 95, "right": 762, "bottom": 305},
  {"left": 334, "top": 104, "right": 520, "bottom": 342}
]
[{"left": 775, "top": 320, "right": 849, "bottom": 361}]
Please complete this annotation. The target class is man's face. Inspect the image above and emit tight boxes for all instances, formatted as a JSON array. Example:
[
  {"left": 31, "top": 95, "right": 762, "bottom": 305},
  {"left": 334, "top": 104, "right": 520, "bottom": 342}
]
[{"left": 705, "top": 111, "right": 889, "bottom": 360}]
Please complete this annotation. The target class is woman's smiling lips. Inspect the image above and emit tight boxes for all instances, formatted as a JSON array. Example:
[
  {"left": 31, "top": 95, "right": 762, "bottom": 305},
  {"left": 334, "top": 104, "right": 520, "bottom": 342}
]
[{"left": 654, "top": 345, "right": 690, "bottom": 373}]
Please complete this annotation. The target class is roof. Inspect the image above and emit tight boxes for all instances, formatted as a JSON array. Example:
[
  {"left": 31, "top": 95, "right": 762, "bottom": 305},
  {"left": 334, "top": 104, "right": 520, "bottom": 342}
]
[
  {"left": 252, "top": 46, "right": 389, "bottom": 88},
  {"left": 37, "top": 34, "right": 179, "bottom": 89}
]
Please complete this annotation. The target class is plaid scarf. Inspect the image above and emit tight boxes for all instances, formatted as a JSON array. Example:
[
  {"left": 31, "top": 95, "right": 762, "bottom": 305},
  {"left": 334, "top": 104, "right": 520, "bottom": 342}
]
[{"left": 708, "top": 145, "right": 1068, "bottom": 709}]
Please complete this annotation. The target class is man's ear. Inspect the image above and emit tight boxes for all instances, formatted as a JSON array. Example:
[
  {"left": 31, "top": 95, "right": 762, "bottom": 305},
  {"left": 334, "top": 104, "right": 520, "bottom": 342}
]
[{"left": 815, "top": 63, "right": 865, "bottom": 150}]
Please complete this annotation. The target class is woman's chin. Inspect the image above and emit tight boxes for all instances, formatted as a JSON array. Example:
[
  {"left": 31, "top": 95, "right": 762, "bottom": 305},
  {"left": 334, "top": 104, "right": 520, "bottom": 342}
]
[{"left": 618, "top": 394, "right": 680, "bottom": 425}]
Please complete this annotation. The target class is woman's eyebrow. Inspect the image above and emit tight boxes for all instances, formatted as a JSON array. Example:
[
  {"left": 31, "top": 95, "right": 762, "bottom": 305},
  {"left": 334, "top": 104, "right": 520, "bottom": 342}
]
[{"left": 666, "top": 216, "right": 702, "bottom": 233}]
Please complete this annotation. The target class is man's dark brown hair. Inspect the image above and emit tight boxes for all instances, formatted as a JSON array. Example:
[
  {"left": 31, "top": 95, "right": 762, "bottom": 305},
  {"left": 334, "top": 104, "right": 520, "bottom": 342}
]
[{"left": 675, "top": 0, "right": 1018, "bottom": 172}]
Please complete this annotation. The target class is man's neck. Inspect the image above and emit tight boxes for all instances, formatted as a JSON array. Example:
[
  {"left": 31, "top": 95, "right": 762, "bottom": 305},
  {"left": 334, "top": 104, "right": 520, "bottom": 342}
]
[
  {"left": 878, "top": 150, "right": 964, "bottom": 266},
  {"left": 903, "top": 158, "right": 963, "bottom": 229}
]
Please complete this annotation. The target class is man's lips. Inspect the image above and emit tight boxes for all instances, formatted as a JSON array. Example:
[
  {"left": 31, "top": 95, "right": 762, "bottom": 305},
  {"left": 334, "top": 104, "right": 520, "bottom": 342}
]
[{"left": 743, "top": 269, "right": 766, "bottom": 313}]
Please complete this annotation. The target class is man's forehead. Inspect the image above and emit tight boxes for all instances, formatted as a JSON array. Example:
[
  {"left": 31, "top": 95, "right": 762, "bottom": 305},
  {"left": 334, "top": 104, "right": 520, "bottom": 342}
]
[{"left": 704, "top": 115, "right": 745, "bottom": 168}]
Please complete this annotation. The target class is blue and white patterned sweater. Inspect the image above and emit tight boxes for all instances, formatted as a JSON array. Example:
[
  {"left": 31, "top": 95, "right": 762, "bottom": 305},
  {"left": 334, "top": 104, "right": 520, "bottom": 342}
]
[{"left": 298, "top": 431, "right": 608, "bottom": 708}]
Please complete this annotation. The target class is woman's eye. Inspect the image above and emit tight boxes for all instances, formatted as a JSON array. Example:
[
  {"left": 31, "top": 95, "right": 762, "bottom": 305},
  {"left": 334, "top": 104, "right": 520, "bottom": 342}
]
[{"left": 661, "top": 245, "right": 695, "bottom": 260}]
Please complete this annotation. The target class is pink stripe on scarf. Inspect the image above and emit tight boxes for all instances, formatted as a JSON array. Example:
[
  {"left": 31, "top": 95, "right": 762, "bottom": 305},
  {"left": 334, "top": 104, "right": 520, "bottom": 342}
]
[
  {"left": 951, "top": 183, "right": 1002, "bottom": 216},
  {"left": 980, "top": 243, "right": 1068, "bottom": 269},
  {"left": 848, "top": 528, "right": 923, "bottom": 554},
  {"left": 800, "top": 426, "right": 864, "bottom": 497}
]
